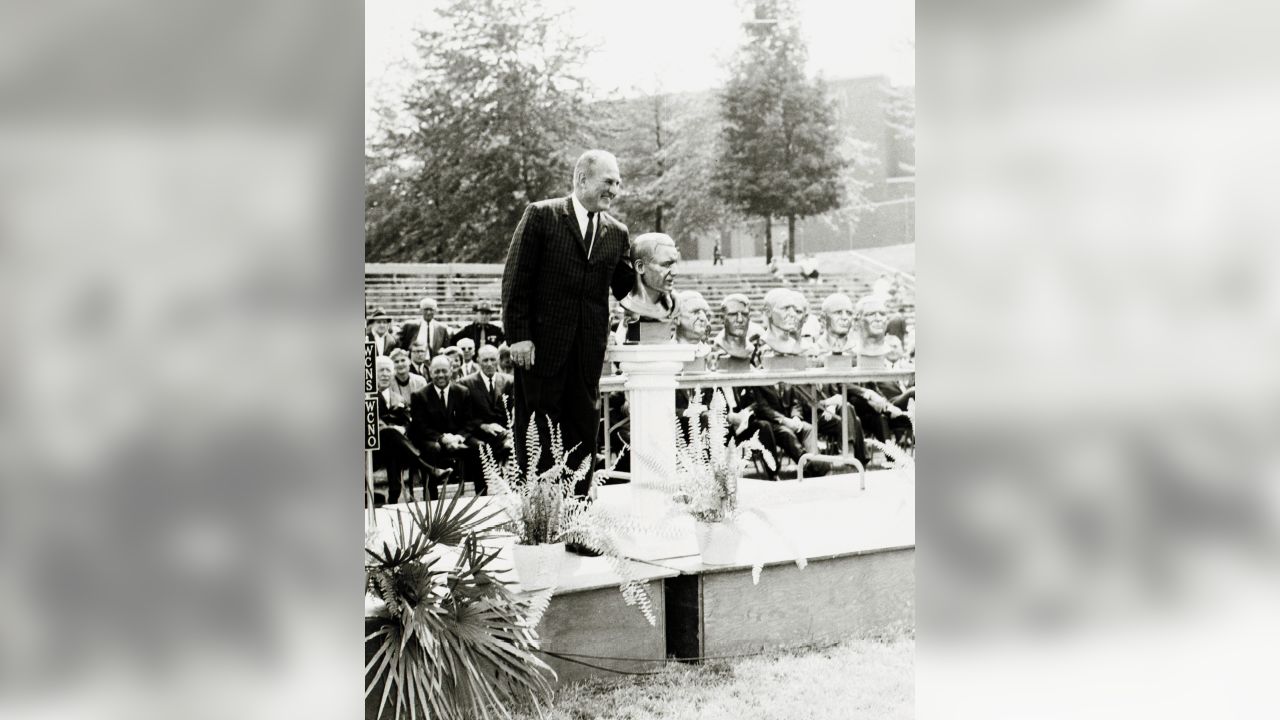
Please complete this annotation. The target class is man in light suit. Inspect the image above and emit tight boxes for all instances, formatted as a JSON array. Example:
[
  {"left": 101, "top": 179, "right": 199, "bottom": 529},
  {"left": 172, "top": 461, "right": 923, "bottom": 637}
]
[
  {"left": 397, "top": 297, "right": 452, "bottom": 356},
  {"left": 501, "top": 150, "right": 635, "bottom": 554},
  {"left": 455, "top": 338, "right": 480, "bottom": 377}
]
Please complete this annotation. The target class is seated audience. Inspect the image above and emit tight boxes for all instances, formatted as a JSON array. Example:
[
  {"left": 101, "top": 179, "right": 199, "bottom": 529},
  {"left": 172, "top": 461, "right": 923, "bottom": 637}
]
[
  {"left": 456, "top": 337, "right": 480, "bottom": 377},
  {"left": 802, "top": 292, "right": 872, "bottom": 464},
  {"left": 387, "top": 348, "right": 428, "bottom": 407},
  {"left": 372, "top": 356, "right": 452, "bottom": 504},
  {"left": 749, "top": 379, "right": 829, "bottom": 477},
  {"left": 844, "top": 294, "right": 911, "bottom": 448},
  {"left": 410, "top": 356, "right": 481, "bottom": 498},
  {"left": 442, "top": 346, "right": 464, "bottom": 380},
  {"left": 460, "top": 344, "right": 514, "bottom": 466},
  {"left": 408, "top": 340, "right": 430, "bottom": 377}
]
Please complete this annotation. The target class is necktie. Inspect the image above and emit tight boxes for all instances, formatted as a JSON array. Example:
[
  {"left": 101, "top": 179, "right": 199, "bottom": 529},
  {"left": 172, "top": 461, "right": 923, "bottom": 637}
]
[
  {"left": 439, "top": 387, "right": 447, "bottom": 410},
  {"left": 585, "top": 212, "right": 596, "bottom": 258}
]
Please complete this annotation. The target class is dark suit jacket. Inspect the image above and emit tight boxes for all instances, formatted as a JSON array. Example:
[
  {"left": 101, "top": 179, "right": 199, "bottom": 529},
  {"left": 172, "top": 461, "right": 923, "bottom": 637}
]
[
  {"left": 376, "top": 388, "right": 411, "bottom": 428},
  {"left": 459, "top": 371, "right": 512, "bottom": 434},
  {"left": 501, "top": 196, "right": 634, "bottom": 377},
  {"left": 751, "top": 383, "right": 803, "bottom": 426},
  {"left": 450, "top": 322, "right": 505, "bottom": 350},
  {"left": 397, "top": 319, "right": 452, "bottom": 355},
  {"left": 366, "top": 330, "right": 396, "bottom": 357},
  {"left": 408, "top": 383, "right": 471, "bottom": 446}
]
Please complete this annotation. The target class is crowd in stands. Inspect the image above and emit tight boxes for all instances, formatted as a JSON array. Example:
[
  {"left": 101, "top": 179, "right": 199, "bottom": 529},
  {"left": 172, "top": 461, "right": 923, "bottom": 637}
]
[{"left": 365, "top": 276, "right": 914, "bottom": 504}]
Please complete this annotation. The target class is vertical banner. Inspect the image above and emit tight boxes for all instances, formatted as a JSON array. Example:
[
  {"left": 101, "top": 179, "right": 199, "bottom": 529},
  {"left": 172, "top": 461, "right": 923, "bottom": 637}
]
[
  {"left": 364, "top": 396, "right": 379, "bottom": 451},
  {"left": 365, "top": 341, "right": 378, "bottom": 522}
]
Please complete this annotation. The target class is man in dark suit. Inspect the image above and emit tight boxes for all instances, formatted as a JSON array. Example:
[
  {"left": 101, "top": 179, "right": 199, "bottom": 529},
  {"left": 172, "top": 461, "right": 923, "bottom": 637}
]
[
  {"left": 501, "top": 149, "right": 634, "bottom": 545},
  {"left": 409, "top": 356, "right": 480, "bottom": 498},
  {"left": 460, "top": 344, "right": 514, "bottom": 467},
  {"left": 751, "top": 382, "right": 831, "bottom": 477},
  {"left": 450, "top": 300, "right": 506, "bottom": 349},
  {"left": 397, "top": 297, "right": 452, "bottom": 356},
  {"left": 408, "top": 340, "right": 430, "bottom": 377},
  {"left": 366, "top": 307, "right": 396, "bottom": 356}
]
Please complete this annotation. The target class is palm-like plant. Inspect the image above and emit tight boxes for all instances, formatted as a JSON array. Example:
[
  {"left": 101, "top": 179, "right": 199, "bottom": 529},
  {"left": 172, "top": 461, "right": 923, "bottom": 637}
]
[
  {"left": 480, "top": 414, "right": 662, "bottom": 625},
  {"left": 364, "top": 493, "right": 554, "bottom": 720}
]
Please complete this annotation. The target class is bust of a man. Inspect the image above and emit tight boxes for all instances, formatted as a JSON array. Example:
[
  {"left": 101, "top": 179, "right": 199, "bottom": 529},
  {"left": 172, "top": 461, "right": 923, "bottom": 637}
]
[
  {"left": 712, "top": 293, "right": 754, "bottom": 358},
  {"left": 761, "top": 287, "right": 807, "bottom": 357},
  {"left": 813, "top": 292, "right": 858, "bottom": 356},
  {"left": 674, "top": 290, "right": 711, "bottom": 349},
  {"left": 620, "top": 232, "right": 680, "bottom": 321},
  {"left": 855, "top": 295, "right": 891, "bottom": 367}
]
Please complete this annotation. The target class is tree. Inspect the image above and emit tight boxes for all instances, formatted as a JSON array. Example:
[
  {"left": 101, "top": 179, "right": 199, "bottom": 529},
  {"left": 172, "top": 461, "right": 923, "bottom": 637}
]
[
  {"left": 712, "top": 0, "right": 845, "bottom": 263},
  {"left": 366, "top": 0, "right": 598, "bottom": 262},
  {"left": 602, "top": 88, "right": 738, "bottom": 254}
]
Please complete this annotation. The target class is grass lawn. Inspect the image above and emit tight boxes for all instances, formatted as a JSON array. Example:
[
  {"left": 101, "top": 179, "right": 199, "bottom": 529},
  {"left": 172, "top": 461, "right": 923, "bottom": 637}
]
[{"left": 511, "top": 634, "right": 913, "bottom": 720}]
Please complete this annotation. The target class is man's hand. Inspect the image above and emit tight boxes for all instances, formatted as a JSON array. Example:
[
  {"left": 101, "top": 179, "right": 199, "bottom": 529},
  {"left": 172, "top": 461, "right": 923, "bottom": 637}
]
[
  {"left": 482, "top": 423, "right": 507, "bottom": 437},
  {"left": 443, "top": 433, "right": 467, "bottom": 450},
  {"left": 509, "top": 340, "right": 536, "bottom": 370}
]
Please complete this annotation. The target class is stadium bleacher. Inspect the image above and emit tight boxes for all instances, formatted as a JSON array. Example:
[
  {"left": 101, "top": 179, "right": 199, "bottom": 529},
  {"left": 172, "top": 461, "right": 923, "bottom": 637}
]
[{"left": 365, "top": 261, "right": 913, "bottom": 337}]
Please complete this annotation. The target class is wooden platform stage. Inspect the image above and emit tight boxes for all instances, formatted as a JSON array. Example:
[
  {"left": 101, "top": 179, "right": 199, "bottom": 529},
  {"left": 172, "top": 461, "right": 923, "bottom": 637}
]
[{"left": 367, "top": 469, "right": 915, "bottom": 686}]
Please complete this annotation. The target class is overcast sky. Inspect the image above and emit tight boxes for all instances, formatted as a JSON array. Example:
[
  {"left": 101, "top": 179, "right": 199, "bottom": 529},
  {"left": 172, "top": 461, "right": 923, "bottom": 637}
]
[{"left": 366, "top": 0, "right": 913, "bottom": 130}]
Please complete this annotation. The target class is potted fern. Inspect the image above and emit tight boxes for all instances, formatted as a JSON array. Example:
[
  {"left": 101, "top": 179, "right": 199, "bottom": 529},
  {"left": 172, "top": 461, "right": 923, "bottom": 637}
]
[
  {"left": 479, "top": 414, "right": 659, "bottom": 624},
  {"left": 665, "top": 390, "right": 809, "bottom": 579}
]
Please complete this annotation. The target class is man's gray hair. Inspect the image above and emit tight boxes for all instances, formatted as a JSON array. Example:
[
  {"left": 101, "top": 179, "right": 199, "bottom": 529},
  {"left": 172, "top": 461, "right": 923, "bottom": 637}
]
[
  {"left": 633, "top": 232, "right": 675, "bottom": 263},
  {"left": 573, "top": 149, "right": 617, "bottom": 187}
]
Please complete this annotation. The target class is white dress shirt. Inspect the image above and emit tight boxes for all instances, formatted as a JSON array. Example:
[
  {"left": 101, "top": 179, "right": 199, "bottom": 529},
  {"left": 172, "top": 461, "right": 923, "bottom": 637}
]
[{"left": 570, "top": 194, "right": 599, "bottom": 258}]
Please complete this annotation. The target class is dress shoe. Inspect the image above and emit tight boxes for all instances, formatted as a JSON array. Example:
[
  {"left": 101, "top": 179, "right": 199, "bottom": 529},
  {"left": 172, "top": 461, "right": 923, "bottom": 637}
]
[
  {"left": 565, "top": 540, "right": 602, "bottom": 557},
  {"left": 428, "top": 466, "right": 454, "bottom": 482}
]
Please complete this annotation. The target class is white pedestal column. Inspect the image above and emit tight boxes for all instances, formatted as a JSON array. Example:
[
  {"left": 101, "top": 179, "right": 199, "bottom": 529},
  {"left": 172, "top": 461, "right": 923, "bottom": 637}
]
[{"left": 608, "top": 343, "right": 698, "bottom": 560}]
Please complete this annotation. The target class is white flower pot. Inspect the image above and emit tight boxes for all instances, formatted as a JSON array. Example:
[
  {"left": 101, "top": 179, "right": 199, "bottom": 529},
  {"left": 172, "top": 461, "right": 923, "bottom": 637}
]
[
  {"left": 695, "top": 521, "right": 741, "bottom": 566},
  {"left": 511, "top": 542, "right": 566, "bottom": 591}
]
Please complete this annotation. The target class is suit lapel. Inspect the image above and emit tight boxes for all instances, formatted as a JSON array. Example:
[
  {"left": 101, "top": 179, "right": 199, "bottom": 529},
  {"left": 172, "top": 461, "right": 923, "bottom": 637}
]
[{"left": 560, "top": 196, "right": 589, "bottom": 258}]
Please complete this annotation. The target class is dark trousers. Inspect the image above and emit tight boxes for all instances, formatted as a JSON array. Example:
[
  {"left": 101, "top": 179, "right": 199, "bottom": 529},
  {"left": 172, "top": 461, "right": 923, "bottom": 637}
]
[
  {"left": 815, "top": 404, "right": 869, "bottom": 464},
  {"left": 374, "top": 429, "right": 433, "bottom": 504},
  {"left": 421, "top": 440, "right": 480, "bottom": 499},
  {"left": 513, "top": 333, "right": 603, "bottom": 497}
]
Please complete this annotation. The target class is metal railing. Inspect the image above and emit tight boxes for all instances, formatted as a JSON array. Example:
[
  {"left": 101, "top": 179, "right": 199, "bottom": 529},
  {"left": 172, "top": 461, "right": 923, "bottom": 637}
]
[{"left": 598, "top": 367, "right": 915, "bottom": 489}]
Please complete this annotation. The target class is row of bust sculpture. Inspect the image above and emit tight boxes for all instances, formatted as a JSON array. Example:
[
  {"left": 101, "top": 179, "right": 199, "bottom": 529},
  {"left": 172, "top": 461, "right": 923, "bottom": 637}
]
[{"left": 613, "top": 232, "right": 905, "bottom": 372}]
